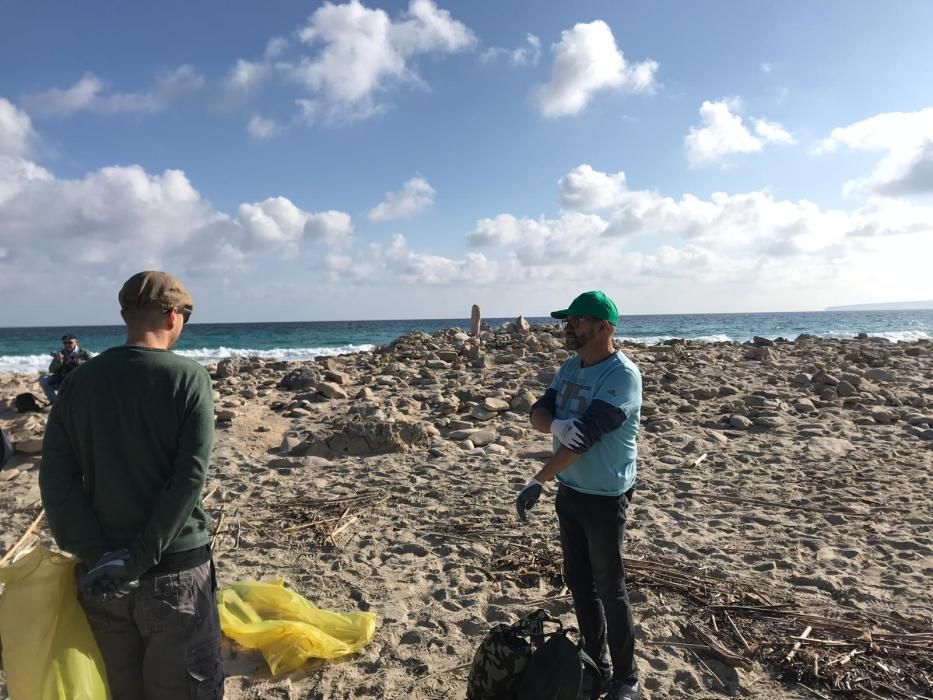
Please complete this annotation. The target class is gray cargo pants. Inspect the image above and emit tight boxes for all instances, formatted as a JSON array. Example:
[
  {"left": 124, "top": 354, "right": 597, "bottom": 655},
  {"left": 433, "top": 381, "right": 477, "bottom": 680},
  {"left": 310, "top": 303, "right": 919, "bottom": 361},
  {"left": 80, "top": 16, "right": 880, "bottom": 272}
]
[{"left": 79, "top": 560, "right": 224, "bottom": 700}]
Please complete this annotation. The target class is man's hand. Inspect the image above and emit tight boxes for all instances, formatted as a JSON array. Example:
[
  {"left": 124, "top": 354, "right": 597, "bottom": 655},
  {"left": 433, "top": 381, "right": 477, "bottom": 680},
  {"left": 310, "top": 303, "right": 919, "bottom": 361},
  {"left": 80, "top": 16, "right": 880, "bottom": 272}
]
[
  {"left": 515, "top": 478, "right": 543, "bottom": 522},
  {"left": 550, "top": 418, "right": 585, "bottom": 451},
  {"left": 78, "top": 549, "right": 140, "bottom": 601}
]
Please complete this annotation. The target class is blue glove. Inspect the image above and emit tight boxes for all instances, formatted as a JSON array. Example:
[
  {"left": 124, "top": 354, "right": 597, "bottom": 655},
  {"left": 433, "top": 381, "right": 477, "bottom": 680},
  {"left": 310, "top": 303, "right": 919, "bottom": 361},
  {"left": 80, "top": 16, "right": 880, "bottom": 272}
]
[
  {"left": 516, "top": 478, "right": 543, "bottom": 522},
  {"left": 78, "top": 549, "right": 140, "bottom": 601}
]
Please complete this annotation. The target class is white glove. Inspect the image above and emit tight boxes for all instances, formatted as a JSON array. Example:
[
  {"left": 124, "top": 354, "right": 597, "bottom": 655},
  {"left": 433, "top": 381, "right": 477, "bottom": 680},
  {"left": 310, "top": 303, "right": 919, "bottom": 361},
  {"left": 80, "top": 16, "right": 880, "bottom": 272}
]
[{"left": 550, "top": 417, "right": 585, "bottom": 450}]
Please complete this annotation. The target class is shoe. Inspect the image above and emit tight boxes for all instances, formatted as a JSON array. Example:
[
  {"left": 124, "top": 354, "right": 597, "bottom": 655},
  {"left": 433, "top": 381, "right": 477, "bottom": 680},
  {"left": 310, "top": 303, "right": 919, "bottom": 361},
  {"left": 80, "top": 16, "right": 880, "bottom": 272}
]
[{"left": 605, "top": 680, "right": 640, "bottom": 700}]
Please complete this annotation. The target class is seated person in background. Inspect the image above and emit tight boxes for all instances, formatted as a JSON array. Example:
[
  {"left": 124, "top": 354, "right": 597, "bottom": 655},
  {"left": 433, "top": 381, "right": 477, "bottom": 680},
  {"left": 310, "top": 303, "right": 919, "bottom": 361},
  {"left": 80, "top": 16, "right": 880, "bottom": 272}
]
[{"left": 38, "top": 334, "right": 90, "bottom": 403}]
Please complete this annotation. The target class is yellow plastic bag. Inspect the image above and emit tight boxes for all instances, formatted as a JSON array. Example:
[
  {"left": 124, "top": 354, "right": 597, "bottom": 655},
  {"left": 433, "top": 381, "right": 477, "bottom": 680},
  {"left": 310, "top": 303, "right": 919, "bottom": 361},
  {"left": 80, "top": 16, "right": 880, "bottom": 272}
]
[
  {"left": 217, "top": 580, "right": 376, "bottom": 675},
  {"left": 0, "top": 546, "right": 109, "bottom": 700}
]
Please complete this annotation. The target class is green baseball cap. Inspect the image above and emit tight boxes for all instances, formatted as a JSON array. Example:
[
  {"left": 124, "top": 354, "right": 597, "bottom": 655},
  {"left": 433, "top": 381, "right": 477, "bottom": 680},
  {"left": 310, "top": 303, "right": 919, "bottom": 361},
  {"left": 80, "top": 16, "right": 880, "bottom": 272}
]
[{"left": 550, "top": 290, "right": 619, "bottom": 325}]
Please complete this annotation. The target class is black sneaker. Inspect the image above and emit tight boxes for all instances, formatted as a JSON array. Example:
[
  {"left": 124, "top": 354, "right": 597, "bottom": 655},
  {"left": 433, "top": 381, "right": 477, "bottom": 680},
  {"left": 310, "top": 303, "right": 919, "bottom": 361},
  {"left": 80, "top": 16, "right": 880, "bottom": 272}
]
[{"left": 605, "top": 680, "right": 640, "bottom": 700}]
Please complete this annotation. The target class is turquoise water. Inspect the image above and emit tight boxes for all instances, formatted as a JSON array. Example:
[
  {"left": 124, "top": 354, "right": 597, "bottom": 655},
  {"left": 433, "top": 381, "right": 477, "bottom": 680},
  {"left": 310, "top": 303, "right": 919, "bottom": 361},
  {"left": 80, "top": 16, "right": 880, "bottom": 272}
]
[{"left": 1, "top": 310, "right": 930, "bottom": 374}]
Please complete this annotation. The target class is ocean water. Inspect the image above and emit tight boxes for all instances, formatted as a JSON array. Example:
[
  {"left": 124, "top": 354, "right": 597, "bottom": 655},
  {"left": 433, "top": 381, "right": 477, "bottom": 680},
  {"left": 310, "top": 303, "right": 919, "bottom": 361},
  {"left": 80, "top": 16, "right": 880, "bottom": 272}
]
[{"left": 0, "top": 310, "right": 930, "bottom": 375}]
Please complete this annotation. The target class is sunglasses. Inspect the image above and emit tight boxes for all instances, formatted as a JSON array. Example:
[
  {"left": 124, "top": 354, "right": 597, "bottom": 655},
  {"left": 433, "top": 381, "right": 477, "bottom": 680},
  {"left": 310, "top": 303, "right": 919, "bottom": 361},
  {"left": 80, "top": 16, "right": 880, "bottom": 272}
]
[
  {"left": 164, "top": 306, "right": 192, "bottom": 323},
  {"left": 564, "top": 315, "right": 598, "bottom": 328}
]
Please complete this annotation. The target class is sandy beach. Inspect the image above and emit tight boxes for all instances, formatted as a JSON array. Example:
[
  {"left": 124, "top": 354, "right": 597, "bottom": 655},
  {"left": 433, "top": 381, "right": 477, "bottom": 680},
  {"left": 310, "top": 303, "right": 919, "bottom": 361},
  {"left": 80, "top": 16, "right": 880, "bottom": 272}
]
[{"left": 1, "top": 324, "right": 931, "bottom": 699}]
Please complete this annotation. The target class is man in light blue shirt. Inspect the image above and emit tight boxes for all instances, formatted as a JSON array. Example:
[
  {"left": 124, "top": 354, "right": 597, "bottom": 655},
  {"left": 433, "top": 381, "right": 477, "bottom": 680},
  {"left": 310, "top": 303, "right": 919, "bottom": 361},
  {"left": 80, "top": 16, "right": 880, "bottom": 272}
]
[{"left": 517, "top": 290, "right": 642, "bottom": 700}]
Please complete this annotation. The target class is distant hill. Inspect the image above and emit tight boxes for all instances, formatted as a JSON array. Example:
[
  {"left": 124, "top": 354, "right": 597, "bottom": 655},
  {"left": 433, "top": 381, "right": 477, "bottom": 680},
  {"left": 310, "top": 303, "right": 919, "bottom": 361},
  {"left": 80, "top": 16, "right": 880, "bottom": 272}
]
[{"left": 826, "top": 300, "right": 933, "bottom": 311}]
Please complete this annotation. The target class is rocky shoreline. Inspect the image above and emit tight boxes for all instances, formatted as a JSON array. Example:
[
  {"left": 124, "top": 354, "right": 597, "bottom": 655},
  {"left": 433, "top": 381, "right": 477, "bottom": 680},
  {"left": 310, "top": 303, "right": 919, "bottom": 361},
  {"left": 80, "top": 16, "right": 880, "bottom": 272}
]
[{"left": 1, "top": 324, "right": 931, "bottom": 698}]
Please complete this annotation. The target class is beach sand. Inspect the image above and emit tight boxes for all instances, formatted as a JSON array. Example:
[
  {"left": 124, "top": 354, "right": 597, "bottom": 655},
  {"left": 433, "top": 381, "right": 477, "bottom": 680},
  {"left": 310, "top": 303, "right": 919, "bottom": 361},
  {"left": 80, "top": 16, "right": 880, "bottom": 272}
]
[{"left": 1, "top": 326, "right": 931, "bottom": 699}]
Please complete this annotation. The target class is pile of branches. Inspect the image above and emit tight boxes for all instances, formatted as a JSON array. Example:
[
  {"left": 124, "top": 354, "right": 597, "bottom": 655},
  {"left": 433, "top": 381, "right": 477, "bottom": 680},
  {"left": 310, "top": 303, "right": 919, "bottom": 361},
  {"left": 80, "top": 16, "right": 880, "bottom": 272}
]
[
  {"left": 214, "top": 492, "right": 386, "bottom": 551},
  {"left": 477, "top": 532, "right": 932, "bottom": 698}
]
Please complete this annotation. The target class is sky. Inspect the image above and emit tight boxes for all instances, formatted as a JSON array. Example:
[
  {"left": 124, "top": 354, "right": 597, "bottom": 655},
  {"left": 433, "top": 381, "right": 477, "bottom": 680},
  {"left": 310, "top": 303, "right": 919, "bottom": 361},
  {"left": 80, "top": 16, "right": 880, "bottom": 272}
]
[{"left": 1, "top": 0, "right": 933, "bottom": 325}]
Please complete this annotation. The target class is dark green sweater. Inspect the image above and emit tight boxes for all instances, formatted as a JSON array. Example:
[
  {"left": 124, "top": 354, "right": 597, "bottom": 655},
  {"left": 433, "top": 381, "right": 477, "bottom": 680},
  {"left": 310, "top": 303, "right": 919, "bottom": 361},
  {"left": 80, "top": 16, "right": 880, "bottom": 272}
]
[{"left": 39, "top": 345, "right": 214, "bottom": 577}]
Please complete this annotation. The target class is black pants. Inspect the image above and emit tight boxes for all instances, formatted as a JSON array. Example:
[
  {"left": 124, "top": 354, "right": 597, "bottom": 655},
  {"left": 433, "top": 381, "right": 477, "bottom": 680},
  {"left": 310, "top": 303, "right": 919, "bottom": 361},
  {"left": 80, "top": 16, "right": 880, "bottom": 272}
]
[{"left": 556, "top": 484, "right": 637, "bottom": 686}]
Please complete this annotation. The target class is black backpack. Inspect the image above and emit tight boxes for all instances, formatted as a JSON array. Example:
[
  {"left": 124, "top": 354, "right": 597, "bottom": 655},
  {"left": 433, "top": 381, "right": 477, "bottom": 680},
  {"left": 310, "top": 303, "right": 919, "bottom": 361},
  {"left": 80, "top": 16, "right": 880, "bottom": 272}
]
[
  {"left": 466, "top": 609, "right": 601, "bottom": 700},
  {"left": 14, "top": 393, "right": 45, "bottom": 413}
]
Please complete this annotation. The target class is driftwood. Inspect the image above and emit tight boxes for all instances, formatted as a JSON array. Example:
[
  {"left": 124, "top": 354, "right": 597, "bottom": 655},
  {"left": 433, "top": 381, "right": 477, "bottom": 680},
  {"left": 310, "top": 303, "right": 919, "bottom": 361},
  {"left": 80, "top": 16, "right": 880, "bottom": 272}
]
[
  {"left": 431, "top": 517, "right": 933, "bottom": 699},
  {"left": 0, "top": 509, "right": 45, "bottom": 566}
]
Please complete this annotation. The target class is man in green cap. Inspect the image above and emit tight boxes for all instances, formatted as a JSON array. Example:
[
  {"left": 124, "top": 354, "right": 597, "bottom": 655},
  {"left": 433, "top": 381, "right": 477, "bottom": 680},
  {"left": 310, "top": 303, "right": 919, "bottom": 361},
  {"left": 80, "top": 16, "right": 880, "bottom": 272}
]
[
  {"left": 40, "top": 271, "right": 224, "bottom": 699},
  {"left": 517, "top": 290, "right": 642, "bottom": 700}
]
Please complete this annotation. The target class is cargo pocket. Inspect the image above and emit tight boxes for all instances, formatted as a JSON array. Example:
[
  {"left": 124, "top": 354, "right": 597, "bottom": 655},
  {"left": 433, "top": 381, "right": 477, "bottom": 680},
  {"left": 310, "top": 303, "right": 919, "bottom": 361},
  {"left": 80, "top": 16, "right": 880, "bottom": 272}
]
[{"left": 187, "top": 639, "right": 224, "bottom": 700}]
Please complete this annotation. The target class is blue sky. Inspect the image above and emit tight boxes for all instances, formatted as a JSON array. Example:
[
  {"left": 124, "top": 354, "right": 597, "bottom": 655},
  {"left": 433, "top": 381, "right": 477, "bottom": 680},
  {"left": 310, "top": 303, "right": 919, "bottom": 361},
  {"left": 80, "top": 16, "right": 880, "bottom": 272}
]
[{"left": 2, "top": 0, "right": 932, "bottom": 325}]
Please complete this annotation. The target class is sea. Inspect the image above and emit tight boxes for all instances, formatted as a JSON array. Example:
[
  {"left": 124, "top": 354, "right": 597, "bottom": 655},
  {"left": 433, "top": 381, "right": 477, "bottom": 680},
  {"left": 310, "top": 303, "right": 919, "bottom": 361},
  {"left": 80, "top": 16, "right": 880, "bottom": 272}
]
[{"left": 1, "top": 310, "right": 930, "bottom": 375}]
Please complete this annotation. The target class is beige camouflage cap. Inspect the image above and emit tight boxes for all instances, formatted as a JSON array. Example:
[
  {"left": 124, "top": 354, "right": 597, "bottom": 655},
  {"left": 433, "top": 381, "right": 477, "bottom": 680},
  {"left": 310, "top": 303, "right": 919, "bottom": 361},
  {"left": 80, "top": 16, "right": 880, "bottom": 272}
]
[{"left": 118, "top": 271, "right": 194, "bottom": 312}]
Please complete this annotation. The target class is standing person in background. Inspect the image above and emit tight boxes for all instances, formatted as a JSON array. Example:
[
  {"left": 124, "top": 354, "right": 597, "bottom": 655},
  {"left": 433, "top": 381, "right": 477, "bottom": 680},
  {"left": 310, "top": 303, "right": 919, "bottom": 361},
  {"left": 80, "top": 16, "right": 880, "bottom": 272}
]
[
  {"left": 516, "top": 291, "right": 643, "bottom": 700},
  {"left": 38, "top": 334, "right": 90, "bottom": 403},
  {"left": 39, "top": 271, "right": 224, "bottom": 699}
]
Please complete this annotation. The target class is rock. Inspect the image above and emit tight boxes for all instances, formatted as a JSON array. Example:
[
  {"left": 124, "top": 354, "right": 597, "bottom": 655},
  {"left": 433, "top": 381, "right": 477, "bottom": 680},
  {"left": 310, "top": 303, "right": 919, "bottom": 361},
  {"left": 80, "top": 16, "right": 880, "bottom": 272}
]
[
  {"left": 645, "top": 418, "right": 676, "bottom": 433},
  {"left": 906, "top": 415, "right": 933, "bottom": 426},
  {"left": 753, "top": 416, "right": 785, "bottom": 429},
  {"left": 485, "top": 444, "right": 507, "bottom": 455},
  {"left": 865, "top": 368, "right": 895, "bottom": 382},
  {"left": 453, "top": 332, "right": 470, "bottom": 343},
  {"left": 470, "top": 429, "right": 497, "bottom": 447},
  {"left": 215, "top": 409, "right": 237, "bottom": 422},
  {"left": 836, "top": 380, "right": 857, "bottom": 397},
  {"left": 287, "top": 408, "right": 312, "bottom": 417},
  {"left": 793, "top": 398, "right": 816, "bottom": 412},
  {"left": 813, "top": 371, "right": 840, "bottom": 386},
  {"left": 691, "top": 387, "right": 718, "bottom": 400},
  {"left": 279, "top": 369, "right": 320, "bottom": 391},
  {"left": 216, "top": 357, "right": 249, "bottom": 378},
  {"left": 356, "top": 387, "right": 375, "bottom": 399},
  {"left": 323, "top": 370, "right": 349, "bottom": 385},
  {"left": 729, "top": 415, "right": 753, "bottom": 429},
  {"left": 317, "top": 382, "right": 348, "bottom": 400},
  {"left": 510, "top": 391, "right": 536, "bottom": 413},
  {"left": 281, "top": 435, "right": 302, "bottom": 453},
  {"left": 752, "top": 336, "right": 775, "bottom": 347},
  {"left": 437, "top": 351, "right": 459, "bottom": 364},
  {"left": 919, "top": 430, "right": 933, "bottom": 441},
  {"left": 0, "top": 469, "right": 20, "bottom": 482},
  {"left": 791, "top": 373, "right": 812, "bottom": 386},
  {"left": 717, "top": 385, "right": 739, "bottom": 397},
  {"left": 13, "top": 438, "right": 42, "bottom": 454},
  {"left": 494, "top": 354, "right": 518, "bottom": 364},
  {"left": 744, "top": 346, "right": 777, "bottom": 362},
  {"left": 482, "top": 397, "right": 510, "bottom": 412},
  {"left": 448, "top": 429, "right": 479, "bottom": 441},
  {"left": 871, "top": 409, "right": 896, "bottom": 425},
  {"left": 514, "top": 315, "right": 530, "bottom": 332},
  {"left": 470, "top": 305, "right": 481, "bottom": 337},
  {"left": 471, "top": 405, "right": 497, "bottom": 421}
]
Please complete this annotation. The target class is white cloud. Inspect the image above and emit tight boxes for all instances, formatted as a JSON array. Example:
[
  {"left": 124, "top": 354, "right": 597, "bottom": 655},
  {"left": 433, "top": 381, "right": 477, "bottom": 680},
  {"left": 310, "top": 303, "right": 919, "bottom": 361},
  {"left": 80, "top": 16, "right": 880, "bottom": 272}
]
[
  {"left": 536, "top": 20, "right": 658, "bottom": 118},
  {"left": 237, "top": 197, "right": 353, "bottom": 249},
  {"left": 819, "top": 108, "right": 933, "bottom": 197},
  {"left": 290, "top": 0, "right": 474, "bottom": 114},
  {"left": 480, "top": 33, "right": 541, "bottom": 67},
  {"left": 685, "top": 98, "right": 795, "bottom": 165},
  {"left": 368, "top": 176, "right": 435, "bottom": 221},
  {"left": 557, "top": 164, "right": 628, "bottom": 211},
  {"left": 761, "top": 62, "right": 772, "bottom": 73},
  {"left": 246, "top": 115, "right": 281, "bottom": 140},
  {"left": 0, "top": 100, "right": 352, "bottom": 295},
  {"left": 0, "top": 98, "right": 37, "bottom": 157},
  {"left": 226, "top": 60, "right": 269, "bottom": 93},
  {"left": 22, "top": 66, "right": 204, "bottom": 117}
]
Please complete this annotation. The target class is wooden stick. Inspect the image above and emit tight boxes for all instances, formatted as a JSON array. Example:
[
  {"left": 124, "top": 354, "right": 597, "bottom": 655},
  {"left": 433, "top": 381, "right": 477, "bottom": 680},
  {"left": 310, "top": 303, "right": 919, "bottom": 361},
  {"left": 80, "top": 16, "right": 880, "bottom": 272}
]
[
  {"left": 693, "top": 452, "right": 708, "bottom": 467},
  {"left": 786, "top": 625, "right": 812, "bottom": 662},
  {"left": 0, "top": 509, "right": 45, "bottom": 566},
  {"left": 210, "top": 504, "right": 227, "bottom": 550},
  {"left": 723, "top": 611, "right": 752, "bottom": 654},
  {"left": 331, "top": 515, "right": 358, "bottom": 541}
]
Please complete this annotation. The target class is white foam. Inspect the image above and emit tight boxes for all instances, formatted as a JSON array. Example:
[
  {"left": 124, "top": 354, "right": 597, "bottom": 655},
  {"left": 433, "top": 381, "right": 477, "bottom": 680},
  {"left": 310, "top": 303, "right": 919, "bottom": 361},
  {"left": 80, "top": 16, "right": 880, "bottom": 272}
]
[
  {"left": 618, "top": 333, "right": 735, "bottom": 345},
  {"left": 173, "top": 344, "right": 375, "bottom": 364},
  {"left": 0, "top": 345, "right": 375, "bottom": 374}
]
